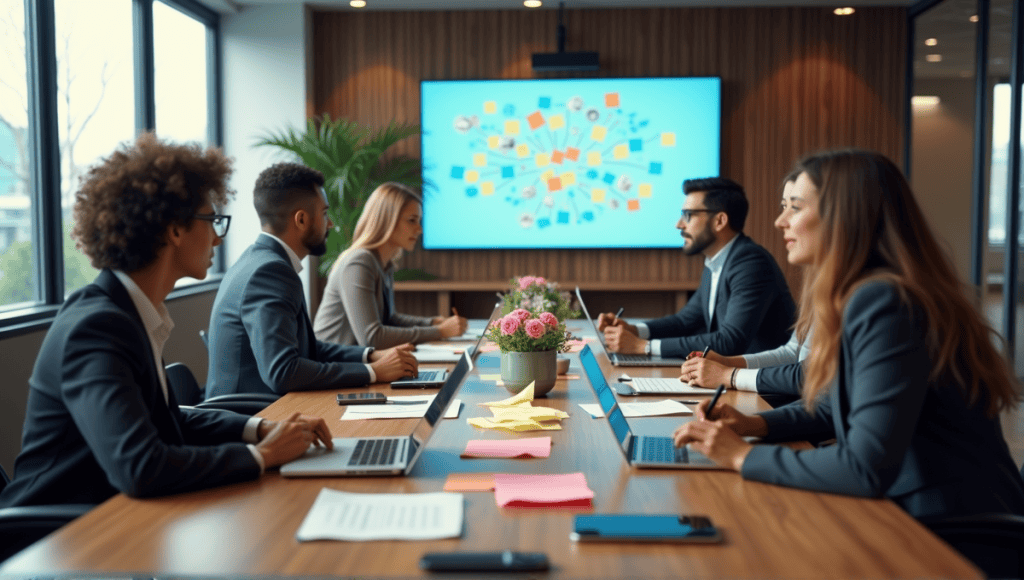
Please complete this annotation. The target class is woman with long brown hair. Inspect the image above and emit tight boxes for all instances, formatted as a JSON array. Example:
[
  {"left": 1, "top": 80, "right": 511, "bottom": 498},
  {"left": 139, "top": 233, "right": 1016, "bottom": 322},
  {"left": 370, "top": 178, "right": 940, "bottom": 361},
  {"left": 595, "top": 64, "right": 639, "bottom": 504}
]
[{"left": 673, "top": 149, "right": 1024, "bottom": 519}]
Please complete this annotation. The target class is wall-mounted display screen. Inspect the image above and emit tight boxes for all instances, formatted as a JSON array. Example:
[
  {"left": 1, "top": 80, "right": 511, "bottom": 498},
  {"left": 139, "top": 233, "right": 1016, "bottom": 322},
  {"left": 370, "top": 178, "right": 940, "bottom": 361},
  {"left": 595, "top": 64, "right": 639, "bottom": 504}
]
[{"left": 420, "top": 77, "right": 721, "bottom": 249}]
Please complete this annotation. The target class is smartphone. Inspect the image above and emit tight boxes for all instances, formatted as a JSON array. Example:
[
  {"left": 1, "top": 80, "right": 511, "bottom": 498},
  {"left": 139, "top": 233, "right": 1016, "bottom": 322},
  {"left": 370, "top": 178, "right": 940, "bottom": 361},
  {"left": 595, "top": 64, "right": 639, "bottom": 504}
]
[
  {"left": 570, "top": 514, "right": 722, "bottom": 543},
  {"left": 336, "top": 392, "right": 387, "bottom": 405},
  {"left": 419, "top": 551, "right": 549, "bottom": 572}
]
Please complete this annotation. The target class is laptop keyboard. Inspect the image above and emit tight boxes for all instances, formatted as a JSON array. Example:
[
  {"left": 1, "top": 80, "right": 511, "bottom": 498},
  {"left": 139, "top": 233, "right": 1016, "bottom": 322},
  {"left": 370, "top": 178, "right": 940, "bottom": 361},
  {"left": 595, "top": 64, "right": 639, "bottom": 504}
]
[
  {"left": 348, "top": 438, "right": 399, "bottom": 466},
  {"left": 631, "top": 377, "right": 683, "bottom": 393},
  {"left": 614, "top": 354, "right": 651, "bottom": 364},
  {"left": 417, "top": 370, "right": 444, "bottom": 381},
  {"left": 639, "top": 436, "right": 688, "bottom": 463}
]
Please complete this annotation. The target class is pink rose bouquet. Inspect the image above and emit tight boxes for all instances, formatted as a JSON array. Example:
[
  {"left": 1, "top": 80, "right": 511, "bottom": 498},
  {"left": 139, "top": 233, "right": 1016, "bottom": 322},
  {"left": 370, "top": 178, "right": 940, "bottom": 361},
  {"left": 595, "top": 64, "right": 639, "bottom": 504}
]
[
  {"left": 486, "top": 310, "right": 572, "bottom": 353},
  {"left": 501, "top": 275, "right": 580, "bottom": 323}
]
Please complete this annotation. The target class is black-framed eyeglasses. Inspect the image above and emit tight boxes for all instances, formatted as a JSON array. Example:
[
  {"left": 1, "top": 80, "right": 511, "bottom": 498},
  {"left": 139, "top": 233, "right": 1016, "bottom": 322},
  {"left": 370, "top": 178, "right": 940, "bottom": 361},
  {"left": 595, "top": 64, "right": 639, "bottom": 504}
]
[
  {"left": 681, "top": 209, "right": 717, "bottom": 221},
  {"left": 194, "top": 213, "right": 231, "bottom": 238}
]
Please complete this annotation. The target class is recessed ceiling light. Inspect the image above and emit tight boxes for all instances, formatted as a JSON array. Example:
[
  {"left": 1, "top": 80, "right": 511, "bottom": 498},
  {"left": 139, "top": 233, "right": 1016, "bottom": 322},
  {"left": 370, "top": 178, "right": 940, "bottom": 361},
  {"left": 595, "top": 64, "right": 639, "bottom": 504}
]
[
  {"left": 925, "top": 54, "right": 942, "bottom": 63},
  {"left": 833, "top": 7, "right": 855, "bottom": 16},
  {"left": 524, "top": 0, "right": 542, "bottom": 6},
  {"left": 350, "top": 0, "right": 366, "bottom": 7},
  {"left": 969, "top": 14, "right": 979, "bottom": 23},
  {"left": 925, "top": 38, "right": 938, "bottom": 46}
]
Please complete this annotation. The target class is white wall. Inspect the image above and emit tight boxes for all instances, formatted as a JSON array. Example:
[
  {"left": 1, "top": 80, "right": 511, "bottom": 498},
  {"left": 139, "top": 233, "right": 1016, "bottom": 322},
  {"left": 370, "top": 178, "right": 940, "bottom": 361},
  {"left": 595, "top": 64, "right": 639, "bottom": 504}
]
[{"left": 221, "top": 3, "right": 312, "bottom": 302}]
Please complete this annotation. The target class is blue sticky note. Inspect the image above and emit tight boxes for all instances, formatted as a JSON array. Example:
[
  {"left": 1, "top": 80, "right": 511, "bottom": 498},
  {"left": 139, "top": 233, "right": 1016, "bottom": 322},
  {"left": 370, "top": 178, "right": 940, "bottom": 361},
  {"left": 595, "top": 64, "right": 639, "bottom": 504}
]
[
  {"left": 586, "top": 169, "right": 598, "bottom": 179},
  {"left": 466, "top": 187, "right": 478, "bottom": 197},
  {"left": 582, "top": 211, "right": 594, "bottom": 221},
  {"left": 649, "top": 162, "right": 663, "bottom": 175},
  {"left": 538, "top": 96, "right": 551, "bottom": 109},
  {"left": 602, "top": 172, "right": 616, "bottom": 185},
  {"left": 502, "top": 166, "right": 515, "bottom": 178},
  {"left": 557, "top": 211, "right": 570, "bottom": 224},
  {"left": 537, "top": 218, "right": 551, "bottom": 229},
  {"left": 629, "top": 139, "right": 643, "bottom": 152},
  {"left": 451, "top": 166, "right": 465, "bottom": 179}
]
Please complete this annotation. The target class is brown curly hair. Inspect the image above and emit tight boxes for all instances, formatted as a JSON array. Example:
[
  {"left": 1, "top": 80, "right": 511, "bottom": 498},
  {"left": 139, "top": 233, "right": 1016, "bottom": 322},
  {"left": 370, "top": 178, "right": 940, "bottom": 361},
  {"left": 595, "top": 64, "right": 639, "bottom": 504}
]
[{"left": 71, "top": 132, "right": 234, "bottom": 272}]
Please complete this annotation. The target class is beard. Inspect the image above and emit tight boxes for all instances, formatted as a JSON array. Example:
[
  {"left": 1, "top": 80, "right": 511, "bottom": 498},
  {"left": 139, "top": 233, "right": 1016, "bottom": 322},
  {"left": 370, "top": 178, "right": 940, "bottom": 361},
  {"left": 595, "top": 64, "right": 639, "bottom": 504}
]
[
  {"left": 304, "top": 229, "right": 328, "bottom": 257},
  {"left": 682, "top": 225, "right": 715, "bottom": 256}
]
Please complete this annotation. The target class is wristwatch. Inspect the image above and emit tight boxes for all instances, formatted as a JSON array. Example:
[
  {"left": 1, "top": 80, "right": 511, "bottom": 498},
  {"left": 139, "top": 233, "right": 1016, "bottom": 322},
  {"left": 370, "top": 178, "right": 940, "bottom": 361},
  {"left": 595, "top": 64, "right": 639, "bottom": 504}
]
[{"left": 644, "top": 341, "right": 652, "bottom": 356}]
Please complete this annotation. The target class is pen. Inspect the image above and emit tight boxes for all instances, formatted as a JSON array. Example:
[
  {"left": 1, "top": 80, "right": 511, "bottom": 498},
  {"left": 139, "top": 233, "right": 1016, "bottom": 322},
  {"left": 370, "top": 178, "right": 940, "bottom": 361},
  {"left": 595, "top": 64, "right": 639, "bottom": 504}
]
[
  {"left": 386, "top": 400, "right": 428, "bottom": 405},
  {"left": 614, "top": 307, "right": 624, "bottom": 320},
  {"left": 705, "top": 384, "right": 726, "bottom": 420},
  {"left": 700, "top": 345, "right": 710, "bottom": 358},
  {"left": 675, "top": 400, "right": 699, "bottom": 405}
]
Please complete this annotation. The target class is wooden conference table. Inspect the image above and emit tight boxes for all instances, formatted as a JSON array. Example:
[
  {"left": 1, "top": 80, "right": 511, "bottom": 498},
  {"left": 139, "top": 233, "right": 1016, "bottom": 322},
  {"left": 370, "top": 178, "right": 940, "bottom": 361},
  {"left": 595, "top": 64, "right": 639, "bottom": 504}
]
[{"left": 0, "top": 322, "right": 980, "bottom": 579}]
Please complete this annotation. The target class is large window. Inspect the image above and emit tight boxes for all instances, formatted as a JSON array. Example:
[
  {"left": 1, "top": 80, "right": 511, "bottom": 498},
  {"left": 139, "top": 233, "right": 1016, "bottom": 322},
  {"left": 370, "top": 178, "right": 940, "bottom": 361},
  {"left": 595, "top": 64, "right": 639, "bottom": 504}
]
[{"left": 0, "top": 0, "right": 220, "bottom": 324}]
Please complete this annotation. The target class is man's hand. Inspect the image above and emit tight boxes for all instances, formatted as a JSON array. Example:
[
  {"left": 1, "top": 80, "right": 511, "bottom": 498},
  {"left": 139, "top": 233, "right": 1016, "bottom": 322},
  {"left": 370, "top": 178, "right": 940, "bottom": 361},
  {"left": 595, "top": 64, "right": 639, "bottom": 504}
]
[
  {"left": 369, "top": 343, "right": 418, "bottom": 382},
  {"left": 435, "top": 308, "right": 468, "bottom": 338},
  {"left": 596, "top": 312, "right": 638, "bottom": 334},
  {"left": 671, "top": 419, "right": 753, "bottom": 472},
  {"left": 255, "top": 412, "right": 333, "bottom": 468},
  {"left": 604, "top": 325, "right": 646, "bottom": 354}
]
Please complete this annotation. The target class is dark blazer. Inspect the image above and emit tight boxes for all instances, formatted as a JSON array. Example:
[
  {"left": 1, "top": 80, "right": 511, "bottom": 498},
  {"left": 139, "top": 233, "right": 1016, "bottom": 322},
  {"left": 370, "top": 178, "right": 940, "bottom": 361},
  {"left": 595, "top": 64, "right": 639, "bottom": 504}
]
[
  {"left": 644, "top": 234, "right": 796, "bottom": 358},
  {"left": 742, "top": 281, "right": 1024, "bottom": 520},
  {"left": 0, "top": 270, "right": 259, "bottom": 508},
  {"left": 206, "top": 234, "right": 371, "bottom": 398},
  {"left": 757, "top": 362, "right": 803, "bottom": 396}
]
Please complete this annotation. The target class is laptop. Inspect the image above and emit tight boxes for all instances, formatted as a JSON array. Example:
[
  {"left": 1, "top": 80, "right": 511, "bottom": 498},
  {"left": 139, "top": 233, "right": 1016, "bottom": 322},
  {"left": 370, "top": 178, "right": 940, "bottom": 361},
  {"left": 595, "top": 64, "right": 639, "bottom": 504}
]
[
  {"left": 575, "top": 287, "right": 688, "bottom": 367},
  {"left": 578, "top": 344, "right": 719, "bottom": 469},
  {"left": 280, "top": 350, "right": 473, "bottom": 477}
]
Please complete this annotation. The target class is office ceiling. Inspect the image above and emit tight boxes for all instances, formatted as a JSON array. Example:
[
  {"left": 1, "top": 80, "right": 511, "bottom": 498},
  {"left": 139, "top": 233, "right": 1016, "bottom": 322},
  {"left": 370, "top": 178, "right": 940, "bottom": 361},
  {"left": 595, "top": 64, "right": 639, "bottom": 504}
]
[{"left": 205, "top": 0, "right": 915, "bottom": 10}]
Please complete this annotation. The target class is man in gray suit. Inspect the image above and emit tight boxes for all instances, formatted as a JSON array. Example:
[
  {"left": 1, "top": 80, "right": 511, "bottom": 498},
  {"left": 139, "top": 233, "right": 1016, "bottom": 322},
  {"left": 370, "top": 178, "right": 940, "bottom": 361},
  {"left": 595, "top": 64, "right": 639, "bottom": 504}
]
[{"left": 206, "top": 163, "right": 417, "bottom": 399}]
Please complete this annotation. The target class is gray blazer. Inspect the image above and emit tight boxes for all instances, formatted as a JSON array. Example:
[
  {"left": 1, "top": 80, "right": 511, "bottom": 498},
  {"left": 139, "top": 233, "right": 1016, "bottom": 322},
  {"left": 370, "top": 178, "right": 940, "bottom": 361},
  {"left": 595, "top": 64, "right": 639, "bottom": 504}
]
[
  {"left": 314, "top": 248, "right": 439, "bottom": 348},
  {"left": 0, "top": 270, "right": 259, "bottom": 508},
  {"left": 644, "top": 234, "right": 796, "bottom": 358},
  {"left": 742, "top": 280, "right": 1024, "bottom": 519},
  {"left": 206, "top": 234, "right": 371, "bottom": 398}
]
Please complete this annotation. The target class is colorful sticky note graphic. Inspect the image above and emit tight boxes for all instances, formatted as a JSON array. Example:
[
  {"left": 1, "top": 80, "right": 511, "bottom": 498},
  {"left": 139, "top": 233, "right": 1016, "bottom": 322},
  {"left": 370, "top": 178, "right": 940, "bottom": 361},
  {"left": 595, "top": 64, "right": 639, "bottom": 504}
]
[
  {"left": 591, "top": 188, "right": 606, "bottom": 203},
  {"left": 505, "top": 120, "right": 521, "bottom": 135},
  {"left": 538, "top": 96, "right": 551, "bottom": 109},
  {"left": 487, "top": 135, "right": 500, "bottom": 149},
  {"left": 605, "top": 92, "right": 620, "bottom": 108},
  {"left": 484, "top": 101, "right": 497, "bottom": 114},
  {"left": 639, "top": 183, "right": 652, "bottom": 198},
  {"left": 549, "top": 114, "right": 565, "bottom": 130},
  {"left": 649, "top": 162, "right": 663, "bottom": 175},
  {"left": 541, "top": 169, "right": 555, "bottom": 181},
  {"left": 502, "top": 165, "right": 515, "bottom": 178},
  {"left": 602, "top": 172, "right": 616, "bottom": 185},
  {"left": 451, "top": 166, "right": 465, "bottom": 179},
  {"left": 560, "top": 172, "right": 576, "bottom": 186},
  {"left": 537, "top": 218, "right": 551, "bottom": 229},
  {"left": 547, "top": 177, "right": 563, "bottom": 192},
  {"left": 473, "top": 153, "right": 487, "bottom": 167},
  {"left": 516, "top": 143, "right": 530, "bottom": 157},
  {"left": 535, "top": 153, "right": 550, "bottom": 167},
  {"left": 465, "top": 170, "right": 479, "bottom": 183},
  {"left": 591, "top": 126, "right": 607, "bottom": 142},
  {"left": 629, "top": 139, "right": 643, "bottom": 152},
  {"left": 466, "top": 187, "right": 479, "bottom": 197},
  {"left": 613, "top": 144, "right": 629, "bottom": 160},
  {"left": 587, "top": 151, "right": 602, "bottom": 166},
  {"left": 481, "top": 182, "right": 495, "bottom": 196},
  {"left": 628, "top": 199, "right": 640, "bottom": 211},
  {"left": 661, "top": 132, "right": 676, "bottom": 146},
  {"left": 564, "top": 147, "right": 580, "bottom": 161},
  {"left": 582, "top": 211, "right": 594, "bottom": 221},
  {"left": 527, "top": 111, "right": 545, "bottom": 130},
  {"left": 557, "top": 211, "right": 569, "bottom": 224},
  {"left": 551, "top": 150, "right": 564, "bottom": 164}
]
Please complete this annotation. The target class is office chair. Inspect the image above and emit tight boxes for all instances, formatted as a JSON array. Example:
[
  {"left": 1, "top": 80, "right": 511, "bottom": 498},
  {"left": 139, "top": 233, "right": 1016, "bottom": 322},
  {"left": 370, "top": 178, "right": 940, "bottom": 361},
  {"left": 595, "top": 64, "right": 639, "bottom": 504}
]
[
  {"left": 164, "top": 362, "right": 278, "bottom": 415},
  {"left": 0, "top": 464, "right": 93, "bottom": 564}
]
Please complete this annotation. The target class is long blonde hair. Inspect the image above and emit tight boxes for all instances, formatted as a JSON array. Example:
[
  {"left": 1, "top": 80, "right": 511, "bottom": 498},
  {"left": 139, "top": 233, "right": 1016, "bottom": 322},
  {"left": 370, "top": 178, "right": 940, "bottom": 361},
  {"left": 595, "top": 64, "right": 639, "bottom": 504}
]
[
  {"left": 344, "top": 182, "right": 422, "bottom": 264},
  {"left": 795, "top": 149, "right": 1020, "bottom": 417}
]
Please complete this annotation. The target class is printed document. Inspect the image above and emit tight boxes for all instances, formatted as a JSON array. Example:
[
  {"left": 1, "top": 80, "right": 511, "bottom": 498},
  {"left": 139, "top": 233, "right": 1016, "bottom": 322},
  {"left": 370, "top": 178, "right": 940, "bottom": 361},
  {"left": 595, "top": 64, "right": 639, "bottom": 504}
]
[{"left": 295, "top": 488, "right": 464, "bottom": 541}]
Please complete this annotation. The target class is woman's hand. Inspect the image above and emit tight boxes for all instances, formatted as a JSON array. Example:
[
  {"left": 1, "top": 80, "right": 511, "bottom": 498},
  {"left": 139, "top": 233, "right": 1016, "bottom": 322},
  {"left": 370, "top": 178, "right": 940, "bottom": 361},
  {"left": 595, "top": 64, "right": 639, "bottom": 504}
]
[
  {"left": 689, "top": 399, "right": 769, "bottom": 437},
  {"left": 672, "top": 419, "right": 753, "bottom": 472},
  {"left": 435, "top": 308, "right": 468, "bottom": 338},
  {"left": 680, "top": 356, "right": 734, "bottom": 389}
]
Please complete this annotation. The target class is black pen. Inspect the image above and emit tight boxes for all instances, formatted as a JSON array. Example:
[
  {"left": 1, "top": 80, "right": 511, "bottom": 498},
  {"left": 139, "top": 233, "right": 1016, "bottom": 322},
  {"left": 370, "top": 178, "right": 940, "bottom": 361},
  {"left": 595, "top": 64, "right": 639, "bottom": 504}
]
[
  {"left": 705, "top": 384, "right": 726, "bottom": 420},
  {"left": 700, "top": 345, "right": 710, "bottom": 358},
  {"left": 675, "top": 400, "right": 699, "bottom": 405}
]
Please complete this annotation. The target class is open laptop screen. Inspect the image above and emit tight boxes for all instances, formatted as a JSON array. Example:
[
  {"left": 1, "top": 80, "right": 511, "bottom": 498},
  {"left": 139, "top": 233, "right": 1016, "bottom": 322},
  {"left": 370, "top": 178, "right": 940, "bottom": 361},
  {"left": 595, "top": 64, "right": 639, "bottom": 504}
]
[
  {"left": 404, "top": 351, "right": 472, "bottom": 474},
  {"left": 579, "top": 345, "right": 617, "bottom": 414}
]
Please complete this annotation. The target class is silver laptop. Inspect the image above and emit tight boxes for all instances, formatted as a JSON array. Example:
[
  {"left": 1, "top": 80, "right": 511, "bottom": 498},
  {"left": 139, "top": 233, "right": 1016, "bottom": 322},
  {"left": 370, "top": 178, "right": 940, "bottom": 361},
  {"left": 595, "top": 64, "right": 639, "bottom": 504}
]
[
  {"left": 579, "top": 344, "right": 719, "bottom": 469},
  {"left": 575, "top": 287, "right": 688, "bottom": 367},
  {"left": 280, "top": 351, "right": 473, "bottom": 477}
]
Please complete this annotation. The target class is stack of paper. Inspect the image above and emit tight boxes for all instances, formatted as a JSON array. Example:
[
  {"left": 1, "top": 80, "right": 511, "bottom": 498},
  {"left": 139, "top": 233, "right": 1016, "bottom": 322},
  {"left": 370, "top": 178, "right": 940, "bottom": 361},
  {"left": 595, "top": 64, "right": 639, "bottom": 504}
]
[
  {"left": 341, "top": 395, "right": 462, "bottom": 421},
  {"left": 467, "top": 384, "right": 569, "bottom": 432},
  {"left": 493, "top": 473, "right": 594, "bottom": 508},
  {"left": 295, "top": 488, "right": 464, "bottom": 541}
]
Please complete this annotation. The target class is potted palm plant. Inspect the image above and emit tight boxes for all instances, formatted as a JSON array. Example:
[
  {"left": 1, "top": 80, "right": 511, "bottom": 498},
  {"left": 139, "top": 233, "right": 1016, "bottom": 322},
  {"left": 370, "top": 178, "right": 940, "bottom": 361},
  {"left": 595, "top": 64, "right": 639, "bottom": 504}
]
[{"left": 255, "top": 115, "right": 428, "bottom": 277}]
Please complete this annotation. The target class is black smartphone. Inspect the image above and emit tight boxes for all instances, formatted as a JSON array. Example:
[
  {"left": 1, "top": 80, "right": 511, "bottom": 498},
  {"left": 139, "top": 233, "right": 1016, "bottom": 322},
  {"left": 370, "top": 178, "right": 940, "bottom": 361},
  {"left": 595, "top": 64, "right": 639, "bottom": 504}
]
[
  {"left": 419, "top": 551, "right": 549, "bottom": 572},
  {"left": 570, "top": 514, "right": 722, "bottom": 543},
  {"left": 336, "top": 392, "right": 387, "bottom": 405}
]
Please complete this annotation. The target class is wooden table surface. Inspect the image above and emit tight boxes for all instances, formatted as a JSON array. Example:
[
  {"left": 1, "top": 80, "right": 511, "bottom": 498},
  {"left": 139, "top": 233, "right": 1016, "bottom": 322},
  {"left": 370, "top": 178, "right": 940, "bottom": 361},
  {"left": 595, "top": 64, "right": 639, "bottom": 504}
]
[{"left": 0, "top": 326, "right": 980, "bottom": 579}]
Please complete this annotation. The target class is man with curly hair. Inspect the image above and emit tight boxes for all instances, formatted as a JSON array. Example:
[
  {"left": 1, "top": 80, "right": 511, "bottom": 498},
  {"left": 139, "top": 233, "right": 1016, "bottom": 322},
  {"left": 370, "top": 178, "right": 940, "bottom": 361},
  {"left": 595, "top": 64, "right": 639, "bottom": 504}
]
[
  {"left": 0, "top": 134, "right": 332, "bottom": 510},
  {"left": 205, "top": 162, "right": 417, "bottom": 399}
]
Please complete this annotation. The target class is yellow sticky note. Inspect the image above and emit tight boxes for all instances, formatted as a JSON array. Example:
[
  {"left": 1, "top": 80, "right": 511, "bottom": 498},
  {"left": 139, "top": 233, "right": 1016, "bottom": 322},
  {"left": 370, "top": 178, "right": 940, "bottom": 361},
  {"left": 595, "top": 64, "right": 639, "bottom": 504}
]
[
  {"left": 561, "top": 172, "right": 576, "bottom": 186},
  {"left": 505, "top": 120, "right": 521, "bottom": 135},
  {"left": 541, "top": 169, "right": 555, "bottom": 181},
  {"left": 549, "top": 114, "right": 565, "bottom": 130},
  {"left": 661, "top": 132, "right": 676, "bottom": 146},
  {"left": 516, "top": 143, "right": 530, "bottom": 158},
  {"left": 535, "top": 153, "right": 550, "bottom": 167},
  {"left": 587, "top": 151, "right": 602, "bottom": 166},
  {"left": 613, "top": 144, "right": 629, "bottom": 160},
  {"left": 468, "top": 417, "right": 561, "bottom": 432},
  {"left": 591, "top": 188, "right": 606, "bottom": 203},
  {"left": 481, "top": 182, "right": 495, "bottom": 196},
  {"left": 487, "top": 135, "right": 500, "bottom": 149},
  {"left": 484, "top": 101, "right": 497, "bottom": 114},
  {"left": 639, "top": 183, "right": 652, "bottom": 198},
  {"left": 591, "top": 125, "right": 608, "bottom": 142},
  {"left": 473, "top": 153, "right": 487, "bottom": 167},
  {"left": 480, "top": 383, "right": 535, "bottom": 407},
  {"left": 479, "top": 374, "right": 502, "bottom": 381},
  {"left": 465, "top": 170, "right": 479, "bottom": 184}
]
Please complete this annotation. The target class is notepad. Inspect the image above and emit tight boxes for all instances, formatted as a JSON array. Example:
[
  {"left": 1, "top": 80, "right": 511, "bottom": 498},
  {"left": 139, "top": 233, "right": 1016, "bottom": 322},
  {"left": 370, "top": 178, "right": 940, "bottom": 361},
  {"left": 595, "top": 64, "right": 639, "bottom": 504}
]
[
  {"left": 493, "top": 473, "right": 594, "bottom": 508},
  {"left": 295, "top": 488, "right": 464, "bottom": 541},
  {"left": 462, "top": 436, "right": 551, "bottom": 458}
]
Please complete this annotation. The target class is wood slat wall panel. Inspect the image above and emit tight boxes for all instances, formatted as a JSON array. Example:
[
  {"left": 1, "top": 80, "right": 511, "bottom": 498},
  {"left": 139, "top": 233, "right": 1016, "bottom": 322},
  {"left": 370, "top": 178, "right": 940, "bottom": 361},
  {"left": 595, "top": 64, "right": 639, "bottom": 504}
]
[{"left": 309, "top": 7, "right": 906, "bottom": 296}]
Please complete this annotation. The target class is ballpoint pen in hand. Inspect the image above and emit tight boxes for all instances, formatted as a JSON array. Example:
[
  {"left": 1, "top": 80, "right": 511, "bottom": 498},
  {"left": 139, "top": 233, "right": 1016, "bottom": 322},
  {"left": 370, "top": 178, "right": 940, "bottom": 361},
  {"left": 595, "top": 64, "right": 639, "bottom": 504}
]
[
  {"left": 705, "top": 385, "right": 726, "bottom": 420},
  {"left": 614, "top": 307, "right": 624, "bottom": 321},
  {"left": 386, "top": 400, "right": 429, "bottom": 405},
  {"left": 701, "top": 345, "right": 710, "bottom": 358}
]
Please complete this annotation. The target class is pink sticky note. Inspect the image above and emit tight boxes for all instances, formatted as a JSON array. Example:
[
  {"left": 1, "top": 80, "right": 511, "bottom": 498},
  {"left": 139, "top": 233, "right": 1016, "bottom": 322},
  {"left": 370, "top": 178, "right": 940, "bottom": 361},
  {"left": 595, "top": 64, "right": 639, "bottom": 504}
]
[
  {"left": 493, "top": 472, "right": 594, "bottom": 508},
  {"left": 462, "top": 437, "right": 551, "bottom": 458}
]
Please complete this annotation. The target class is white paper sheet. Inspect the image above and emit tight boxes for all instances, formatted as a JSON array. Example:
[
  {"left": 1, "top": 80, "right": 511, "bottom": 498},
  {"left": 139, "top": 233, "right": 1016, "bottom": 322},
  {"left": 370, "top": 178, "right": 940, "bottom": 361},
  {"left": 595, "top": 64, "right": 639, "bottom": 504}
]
[
  {"left": 340, "top": 396, "right": 462, "bottom": 420},
  {"left": 628, "top": 377, "right": 719, "bottom": 395},
  {"left": 411, "top": 344, "right": 466, "bottom": 363},
  {"left": 579, "top": 399, "right": 692, "bottom": 418},
  {"left": 296, "top": 488, "right": 464, "bottom": 541}
]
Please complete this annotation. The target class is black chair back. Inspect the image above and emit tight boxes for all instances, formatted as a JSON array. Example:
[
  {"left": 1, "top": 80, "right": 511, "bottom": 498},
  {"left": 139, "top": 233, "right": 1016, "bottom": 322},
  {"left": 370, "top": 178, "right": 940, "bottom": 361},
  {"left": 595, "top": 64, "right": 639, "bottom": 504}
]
[{"left": 164, "top": 362, "right": 202, "bottom": 407}]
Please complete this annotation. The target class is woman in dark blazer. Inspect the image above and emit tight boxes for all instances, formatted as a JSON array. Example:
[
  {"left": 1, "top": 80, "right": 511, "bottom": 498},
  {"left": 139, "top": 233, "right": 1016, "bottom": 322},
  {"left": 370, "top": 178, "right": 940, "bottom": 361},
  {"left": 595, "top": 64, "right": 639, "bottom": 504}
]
[
  {"left": 673, "top": 149, "right": 1024, "bottom": 520},
  {"left": 313, "top": 182, "right": 466, "bottom": 348}
]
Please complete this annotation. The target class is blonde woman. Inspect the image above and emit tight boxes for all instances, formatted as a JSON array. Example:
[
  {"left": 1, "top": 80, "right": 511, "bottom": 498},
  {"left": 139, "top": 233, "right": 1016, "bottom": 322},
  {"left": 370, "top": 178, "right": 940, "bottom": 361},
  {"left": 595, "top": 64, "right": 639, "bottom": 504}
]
[{"left": 314, "top": 182, "right": 467, "bottom": 348}]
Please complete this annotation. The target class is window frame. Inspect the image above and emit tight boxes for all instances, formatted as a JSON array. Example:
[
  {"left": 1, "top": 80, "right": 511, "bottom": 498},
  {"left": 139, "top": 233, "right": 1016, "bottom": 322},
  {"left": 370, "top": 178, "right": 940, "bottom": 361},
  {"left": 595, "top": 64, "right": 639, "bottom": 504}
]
[{"left": 0, "top": 0, "right": 223, "bottom": 339}]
